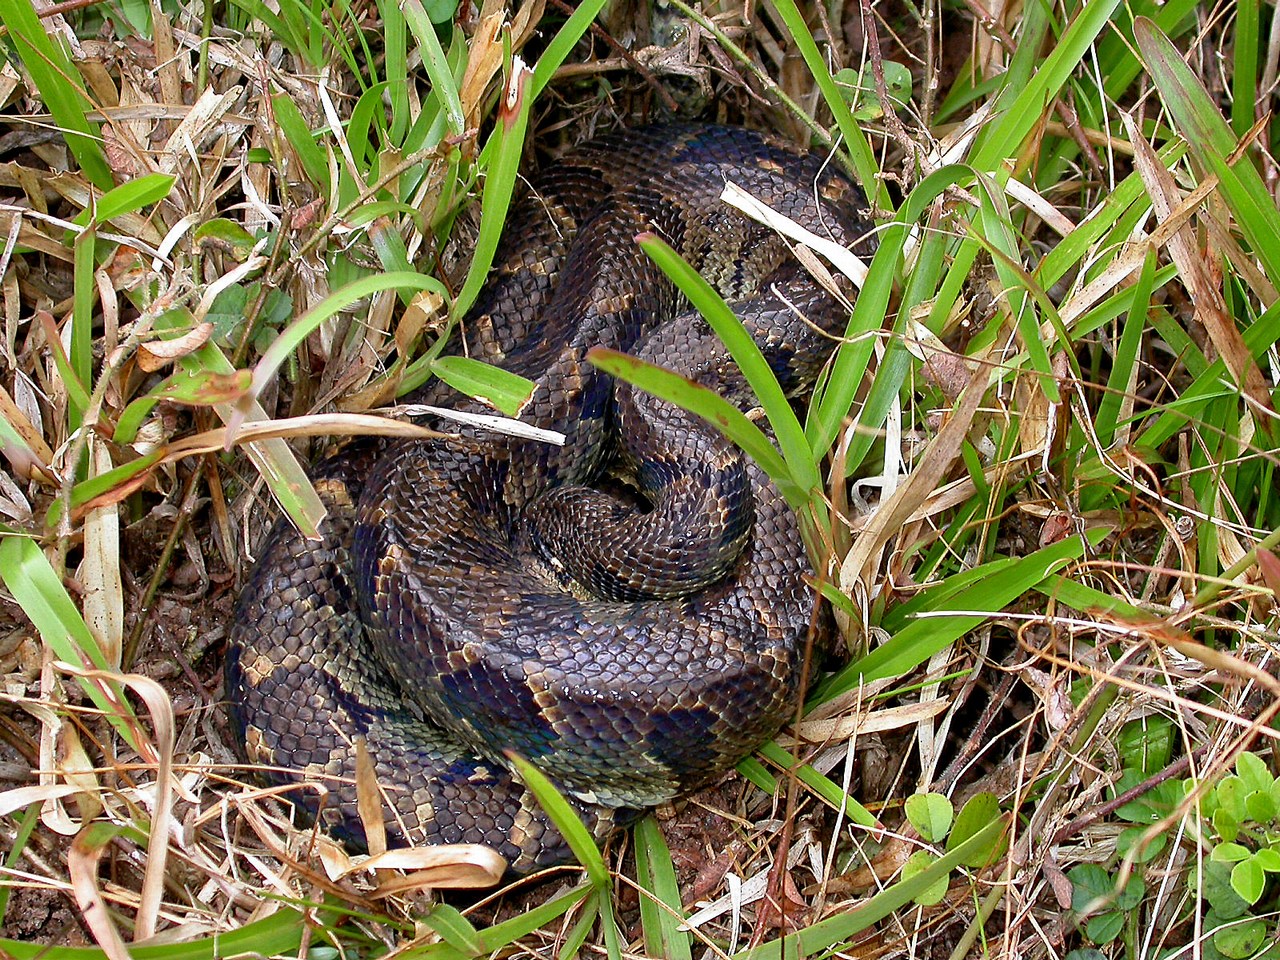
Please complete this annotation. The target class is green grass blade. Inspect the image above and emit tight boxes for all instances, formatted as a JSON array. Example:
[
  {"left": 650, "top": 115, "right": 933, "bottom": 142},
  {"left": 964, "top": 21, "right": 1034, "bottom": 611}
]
[
  {"left": 761, "top": 0, "right": 885, "bottom": 208},
  {"left": 0, "top": 909, "right": 306, "bottom": 960},
  {"left": 368, "top": 217, "right": 415, "bottom": 277},
  {"left": 969, "top": 0, "right": 1122, "bottom": 170},
  {"left": 402, "top": 0, "right": 464, "bottom": 136},
  {"left": 271, "top": 92, "right": 331, "bottom": 194},
  {"left": 733, "top": 818, "right": 1007, "bottom": 958},
  {"left": 817, "top": 530, "right": 1106, "bottom": 700},
  {"left": 1033, "top": 575, "right": 1151, "bottom": 622},
  {"left": 147, "top": 312, "right": 325, "bottom": 537},
  {"left": 530, "top": 0, "right": 611, "bottom": 100},
  {"left": 75, "top": 173, "right": 176, "bottom": 227},
  {"left": 0, "top": 803, "right": 40, "bottom": 921},
  {"left": 597, "top": 888, "right": 623, "bottom": 960},
  {"left": 32, "top": 310, "right": 90, "bottom": 418},
  {"left": 587, "top": 347, "right": 802, "bottom": 506},
  {"left": 972, "top": 170, "right": 1058, "bottom": 403},
  {"left": 1136, "top": 16, "right": 1280, "bottom": 283},
  {"left": 44, "top": 451, "right": 165, "bottom": 531},
  {"left": 737, "top": 755, "right": 775, "bottom": 793},
  {"left": 446, "top": 63, "right": 530, "bottom": 324},
  {"left": 243, "top": 272, "right": 446, "bottom": 420},
  {"left": 557, "top": 898, "right": 598, "bottom": 960},
  {"left": 1095, "top": 249, "right": 1157, "bottom": 448},
  {"left": 1205, "top": 152, "right": 1280, "bottom": 288},
  {"left": 1036, "top": 141, "right": 1184, "bottom": 290},
  {"left": 348, "top": 81, "right": 390, "bottom": 167},
  {"left": 0, "top": 531, "right": 141, "bottom": 749},
  {"left": 0, "top": 533, "right": 110, "bottom": 671},
  {"left": 634, "top": 817, "right": 693, "bottom": 960},
  {"left": 70, "top": 226, "right": 96, "bottom": 432},
  {"left": 998, "top": 0, "right": 1050, "bottom": 107},
  {"left": 0, "top": 1, "right": 112, "bottom": 188},
  {"left": 505, "top": 753, "right": 610, "bottom": 889},
  {"left": 1230, "top": 0, "right": 1260, "bottom": 139},
  {"left": 469, "top": 885, "right": 593, "bottom": 954},
  {"left": 755, "top": 740, "right": 878, "bottom": 827},
  {"left": 378, "top": 0, "right": 409, "bottom": 142},
  {"left": 808, "top": 164, "right": 976, "bottom": 458},
  {"left": 420, "top": 904, "right": 483, "bottom": 953},
  {"left": 1095, "top": 0, "right": 1200, "bottom": 103},
  {"left": 429, "top": 356, "right": 535, "bottom": 416},
  {"left": 636, "top": 233, "right": 819, "bottom": 494}
]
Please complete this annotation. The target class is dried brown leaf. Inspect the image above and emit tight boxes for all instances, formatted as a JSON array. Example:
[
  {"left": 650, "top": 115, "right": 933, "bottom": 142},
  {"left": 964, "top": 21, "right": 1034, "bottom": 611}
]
[
  {"left": 364, "top": 845, "right": 508, "bottom": 892},
  {"left": 1123, "top": 112, "right": 1271, "bottom": 413},
  {"left": 69, "top": 824, "right": 132, "bottom": 960},
  {"left": 841, "top": 356, "right": 990, "bottom": 599},
  {"left": 354, "top": 737, "right": 388, "bottom": 858},
  {"left": 137, "top": 321, "right": 214, "bottom": 372},
  {"left": 81, "top": 438, "right": 123, "bottom": 665}
]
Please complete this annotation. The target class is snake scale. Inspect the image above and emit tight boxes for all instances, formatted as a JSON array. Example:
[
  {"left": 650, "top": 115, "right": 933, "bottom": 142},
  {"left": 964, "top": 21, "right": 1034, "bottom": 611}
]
[{"left": 225, "top": 124, "right": 874, "bottom": 874}]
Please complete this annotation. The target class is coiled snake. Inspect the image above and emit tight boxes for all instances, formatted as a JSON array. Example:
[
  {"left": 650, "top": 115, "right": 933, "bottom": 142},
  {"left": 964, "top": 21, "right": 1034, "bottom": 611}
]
[{"left": 225, "top": 124, "right": 874, "bottom": 874}]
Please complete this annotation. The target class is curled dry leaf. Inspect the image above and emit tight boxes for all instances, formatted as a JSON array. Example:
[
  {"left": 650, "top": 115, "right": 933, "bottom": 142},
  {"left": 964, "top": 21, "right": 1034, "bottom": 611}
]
[
  {"left": 755, "top": 870, "right": 809, "bottom": 933},
  {"left": 0, "top": 466, "right": 32, "bottom": 520},
  {"left": 40, "top": 708, "right": 102, "bottom": 835},
  {"left": 102, "top": 127, "right": 141, "bottom": 183},
  {"left": 289, "top": 197, "right": 324, "bottom": 232},
  {"left": 908, "top": 318, "right": 970, "bottom": 400},
  {"left": 1038, "top": 511, "right": 1073, "bottom": 547},
  {"left": 69, "top": 823, "right": 132, "bottom": 960},
  {"left": 827, "top": 832, "right": 914, "bottom": 894},
  {"left": 399, "top": 288, "right": 447, "bottom": 352},
  {"left": 458, "top": 5, "right": 508, "bottom": 133},
  {"left": 1017, "top": 665, "right": 1073, "bottom": 731},
  {"left": 789, "top": 697, "right": 950, "bottom": 744},
  {"left": 0, "top": 783, "right": 81, "bottom": 818},
  {"left": 137, "top": 321, "right": 214, "bottom": 372},
  {"left": 361, "top": 845, "right": 509, "bottom": 892}
]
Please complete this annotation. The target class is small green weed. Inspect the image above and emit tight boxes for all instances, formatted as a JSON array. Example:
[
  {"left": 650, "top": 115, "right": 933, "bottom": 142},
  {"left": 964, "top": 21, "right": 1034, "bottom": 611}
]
[
  {"left": 1068, "top": 864, "right": 1146, "bottom": 947},
  {"left": 1071, "top": 752, "right": 1280, "bottom": 959},
  {"left": 900, "top": 791, "right": 1007, "bottom": 906}
]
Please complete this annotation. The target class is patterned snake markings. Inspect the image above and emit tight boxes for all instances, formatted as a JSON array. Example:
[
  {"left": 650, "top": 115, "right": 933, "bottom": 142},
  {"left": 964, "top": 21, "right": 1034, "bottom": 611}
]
[{"left": 226, "top": 124, "right": 876, "bottom": 875}]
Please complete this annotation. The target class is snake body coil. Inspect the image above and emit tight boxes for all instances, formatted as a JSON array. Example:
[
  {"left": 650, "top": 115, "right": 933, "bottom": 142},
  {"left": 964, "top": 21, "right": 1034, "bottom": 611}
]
[{"left": 226, "top": 125, "right": 873, "bottom": 873}]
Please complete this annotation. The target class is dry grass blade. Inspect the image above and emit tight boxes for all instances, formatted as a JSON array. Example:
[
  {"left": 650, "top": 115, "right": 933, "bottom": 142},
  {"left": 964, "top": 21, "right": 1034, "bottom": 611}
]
[
  {"left": 81, "top": 440, "right": 123, "bottom": 667},
  {"left": 67, "top": 824, "right": 131, "bottom": 960},
  {"left": 114, "top": 679, "right": 173, "bottom": 940},
  {"left": 158, "top": 414, "right": 445, "bottom": 461},
  {"left": 1122, "top": 112, "right": 1271, "bottom": 414},
  {"left": 719, "top": 181, "right": 869, "bottom": 288},
  {"left": 364, "top": 846, "right": 508, "bottom": 893},
  {"left": 0, "top": 783, "right": 82, "bottom": 818},
  {"left": 840, "top": 358, "right": 989, "bottom": 599},
  {"left": 52, "top": 664, "right": 177, "bottom": 941}
]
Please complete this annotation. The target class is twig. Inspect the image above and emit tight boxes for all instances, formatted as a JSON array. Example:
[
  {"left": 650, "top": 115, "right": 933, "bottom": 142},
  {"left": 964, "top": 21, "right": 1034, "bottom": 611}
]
[
  {"left": 931, "top": 669, "right": 1017, "bottom": 792},
  {"left": 544, "top": 0, "right": 679, "bottom": 113},
  {"left": 1049, "top": 747, "right": 1209, "bottom": 847},
  {"left": 121, "top": 457, "right": 206, "bottom": 670}
]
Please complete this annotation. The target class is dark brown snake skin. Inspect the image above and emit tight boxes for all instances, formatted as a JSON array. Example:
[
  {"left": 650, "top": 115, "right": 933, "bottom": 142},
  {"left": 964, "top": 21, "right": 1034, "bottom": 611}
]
[{"left": 226, "top": 124, "right": 875, "bottom": 874}]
